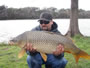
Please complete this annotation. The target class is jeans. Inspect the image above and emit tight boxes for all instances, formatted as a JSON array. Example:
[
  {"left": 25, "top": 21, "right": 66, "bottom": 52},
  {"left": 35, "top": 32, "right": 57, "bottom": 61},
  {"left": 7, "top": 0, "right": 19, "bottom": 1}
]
[{"left": 27, "top": 53, "right": 67, "bottom": 68}]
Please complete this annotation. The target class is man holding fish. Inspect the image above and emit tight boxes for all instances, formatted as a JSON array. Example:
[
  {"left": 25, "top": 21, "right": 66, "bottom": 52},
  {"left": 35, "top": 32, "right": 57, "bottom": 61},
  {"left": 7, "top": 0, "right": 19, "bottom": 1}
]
[{"left": 25, "top": 12, "right": 68, "bottom": 68}]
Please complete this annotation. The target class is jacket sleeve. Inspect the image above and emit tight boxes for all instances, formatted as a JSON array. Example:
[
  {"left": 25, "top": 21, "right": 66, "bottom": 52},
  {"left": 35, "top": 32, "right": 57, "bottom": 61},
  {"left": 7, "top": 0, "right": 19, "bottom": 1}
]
[{"left": 55, "top": 29, "right": 62, "bottom": 35}]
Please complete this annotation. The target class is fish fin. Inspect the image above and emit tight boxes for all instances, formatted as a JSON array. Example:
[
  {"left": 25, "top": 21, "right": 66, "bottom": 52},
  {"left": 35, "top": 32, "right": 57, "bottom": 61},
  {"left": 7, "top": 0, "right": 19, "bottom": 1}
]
[
  {"left": 67, "top": 36, "right": 75, "bottom": 43},
  {"left": 46, "top": 31, "right": 61, "bottom": 35},
  {"left": 18, "top": 48, "right": 26, "bottom": 58},
  {"left": 64, "top": 51, "right": 71, "bottom": 53},
  {"left": 40, "top": 52, "right": 47, "bottom": 62},
  {"left": 73, "top": 50, "right": 90, "bottom": 63},
  {"left": 73, "top": 54, "right": 80, "bottom": 63},
  {"left": 45, "top": 31, "right": 54, "bottom": 34}
]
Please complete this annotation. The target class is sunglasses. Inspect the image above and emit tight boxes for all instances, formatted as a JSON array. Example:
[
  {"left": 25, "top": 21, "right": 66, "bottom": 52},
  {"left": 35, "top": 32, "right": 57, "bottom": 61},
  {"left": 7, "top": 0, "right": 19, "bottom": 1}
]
[{"left": 39, "top": 20, "right": 50, "bottom": 24}]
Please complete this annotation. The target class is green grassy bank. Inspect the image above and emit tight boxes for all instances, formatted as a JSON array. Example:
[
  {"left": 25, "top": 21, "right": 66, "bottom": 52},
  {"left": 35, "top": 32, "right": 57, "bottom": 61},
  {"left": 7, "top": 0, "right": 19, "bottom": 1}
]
[{"left": 0, "top": 36, "right": 90, "bottom": 68}]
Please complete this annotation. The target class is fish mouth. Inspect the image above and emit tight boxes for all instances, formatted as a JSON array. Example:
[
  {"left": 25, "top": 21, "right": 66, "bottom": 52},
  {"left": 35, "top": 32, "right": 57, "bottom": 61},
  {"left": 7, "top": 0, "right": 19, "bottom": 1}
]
[{"left": 8, "top": 41, "right": 15, "bottom": 45}]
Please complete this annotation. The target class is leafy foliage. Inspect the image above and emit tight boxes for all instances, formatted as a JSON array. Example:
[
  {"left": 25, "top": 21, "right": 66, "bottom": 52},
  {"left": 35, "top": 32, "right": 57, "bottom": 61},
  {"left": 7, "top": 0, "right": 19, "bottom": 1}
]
[{"left": 0, "top": 5, "right": 90, "bottom": 20}]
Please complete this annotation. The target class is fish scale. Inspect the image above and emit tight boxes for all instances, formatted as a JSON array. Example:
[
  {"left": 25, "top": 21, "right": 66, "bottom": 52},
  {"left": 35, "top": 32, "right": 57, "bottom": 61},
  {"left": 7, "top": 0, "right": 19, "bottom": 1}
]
[{"left": 30, "top": 32, "right": 57, "bottom": 53}]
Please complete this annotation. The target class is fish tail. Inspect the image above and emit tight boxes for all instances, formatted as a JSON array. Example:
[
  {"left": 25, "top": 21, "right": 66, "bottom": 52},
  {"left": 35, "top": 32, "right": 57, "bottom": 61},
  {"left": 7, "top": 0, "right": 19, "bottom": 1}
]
[
  {"left": 18, "top": 48, "right": 26, "bottom": 58},
  {"left": 74, "top": 50, "right": 90, "bottom": 63}
]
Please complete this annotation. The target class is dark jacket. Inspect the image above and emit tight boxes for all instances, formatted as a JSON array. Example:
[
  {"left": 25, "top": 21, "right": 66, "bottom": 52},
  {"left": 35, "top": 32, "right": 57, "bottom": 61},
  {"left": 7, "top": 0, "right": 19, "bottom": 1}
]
[{"left": 27, "top": 22, "right": 64, "bottom": 58}]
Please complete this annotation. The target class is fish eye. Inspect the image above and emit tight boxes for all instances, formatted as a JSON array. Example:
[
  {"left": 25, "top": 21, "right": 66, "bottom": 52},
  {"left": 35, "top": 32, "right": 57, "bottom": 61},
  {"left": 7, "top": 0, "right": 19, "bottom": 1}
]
[{"left": 10, "top": 39, "right": 17, "bottom": 42}]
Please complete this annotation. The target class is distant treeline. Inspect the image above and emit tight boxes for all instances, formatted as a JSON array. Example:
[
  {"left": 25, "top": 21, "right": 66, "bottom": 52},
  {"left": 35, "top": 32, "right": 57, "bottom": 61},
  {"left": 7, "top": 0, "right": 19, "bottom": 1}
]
[{"left": 0, "top": 5, "right": 90, "bottom": 20}]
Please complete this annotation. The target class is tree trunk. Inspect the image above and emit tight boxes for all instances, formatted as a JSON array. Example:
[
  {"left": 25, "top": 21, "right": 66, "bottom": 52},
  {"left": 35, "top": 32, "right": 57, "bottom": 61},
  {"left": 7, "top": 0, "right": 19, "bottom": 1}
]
[{"left": 66, "top": 0, "right": 83, "bottom": 37}]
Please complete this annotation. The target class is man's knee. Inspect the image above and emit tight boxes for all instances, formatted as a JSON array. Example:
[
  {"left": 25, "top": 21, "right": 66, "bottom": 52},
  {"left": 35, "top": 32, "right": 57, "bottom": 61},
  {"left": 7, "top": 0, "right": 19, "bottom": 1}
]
[
  {"left": 59, "top": 58, "right": 68, "bottom": 68},
  {"left": 27, "top": 56, "right": 31, "bottom": 68},
  {"left": 27, "top": 55, "right": 31, "bottom": 63},
  {"left": 27, "top": 55, "right": 42, "bottom": 68},
  {"left": 52, "top": 57, "right": 68, "bottom": 68},
  {"left": 27, "top": 55, "right": 41, "bottom": 64}
]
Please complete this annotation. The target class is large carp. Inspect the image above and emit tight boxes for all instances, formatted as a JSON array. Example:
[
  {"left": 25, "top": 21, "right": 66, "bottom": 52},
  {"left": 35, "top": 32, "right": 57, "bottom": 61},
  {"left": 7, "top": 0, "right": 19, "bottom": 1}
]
[{"left": 9, "top": 31, "right": 90, "bottom": 63}]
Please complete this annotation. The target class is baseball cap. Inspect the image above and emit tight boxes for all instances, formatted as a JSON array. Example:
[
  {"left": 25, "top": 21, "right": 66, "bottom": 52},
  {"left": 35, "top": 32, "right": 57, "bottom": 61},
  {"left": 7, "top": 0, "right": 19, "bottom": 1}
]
[{"left": 39, "top": 12, "right": 52, "bottom": 21}]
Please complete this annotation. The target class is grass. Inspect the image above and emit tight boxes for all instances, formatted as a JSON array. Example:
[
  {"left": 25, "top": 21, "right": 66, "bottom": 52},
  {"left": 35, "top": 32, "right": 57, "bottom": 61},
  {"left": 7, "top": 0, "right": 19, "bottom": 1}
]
[{"left": 0, "top": 36, "right": 90, "bottom": 68}]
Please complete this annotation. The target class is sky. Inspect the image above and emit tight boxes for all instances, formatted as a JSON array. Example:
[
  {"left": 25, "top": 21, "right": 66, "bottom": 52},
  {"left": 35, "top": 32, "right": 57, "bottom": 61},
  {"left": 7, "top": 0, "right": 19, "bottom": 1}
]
[{"left": 0, "top": 0, "right": 90, "bottom": 10}]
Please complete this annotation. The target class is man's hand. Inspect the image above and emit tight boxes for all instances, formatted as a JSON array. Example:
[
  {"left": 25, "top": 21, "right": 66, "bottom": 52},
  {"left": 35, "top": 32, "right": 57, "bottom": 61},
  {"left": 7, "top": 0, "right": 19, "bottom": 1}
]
[
  {"left": 53, "top": 44, "right": 64, "bottom": 56},
  {"left": 25, "top": 43, "right": 36, "bottom": 53}
]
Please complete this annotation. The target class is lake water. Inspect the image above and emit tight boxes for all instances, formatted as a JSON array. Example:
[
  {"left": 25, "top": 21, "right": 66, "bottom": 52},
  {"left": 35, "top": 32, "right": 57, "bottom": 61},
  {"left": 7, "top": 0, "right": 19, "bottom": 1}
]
[{"left": 0, "top": 19, "right": 90, "bottom": 43}]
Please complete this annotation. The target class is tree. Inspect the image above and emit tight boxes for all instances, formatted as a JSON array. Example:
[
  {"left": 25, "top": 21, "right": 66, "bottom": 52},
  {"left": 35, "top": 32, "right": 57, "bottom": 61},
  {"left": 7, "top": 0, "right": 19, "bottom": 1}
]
[
  {"left": 0, "top": 5, "right": 8, "bottom": 20},
  {"left": 66, "top": 0, "right": 83, "bottom": 37}
]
